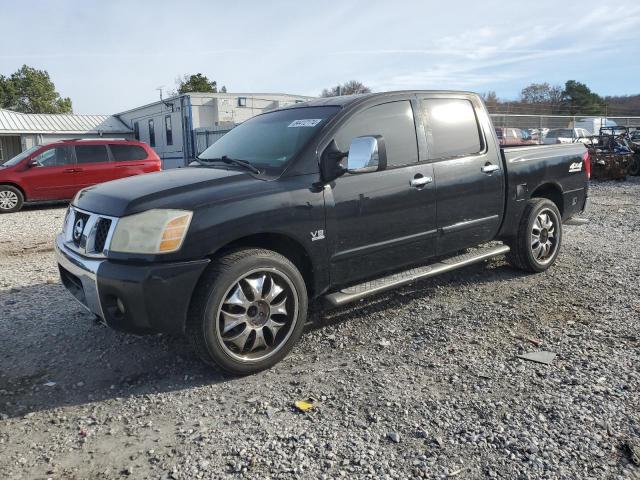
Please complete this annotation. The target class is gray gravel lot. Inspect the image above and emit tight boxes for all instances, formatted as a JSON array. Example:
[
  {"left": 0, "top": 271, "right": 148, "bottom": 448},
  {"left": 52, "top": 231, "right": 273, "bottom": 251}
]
[{"left": 0, "top": 181, "right": 639, "bottom": 480}]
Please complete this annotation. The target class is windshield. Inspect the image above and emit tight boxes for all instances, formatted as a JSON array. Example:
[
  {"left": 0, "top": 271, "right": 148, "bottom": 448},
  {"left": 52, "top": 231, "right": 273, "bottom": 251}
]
[
  {"left": 1, "top": 145, "right": 40, "bottom": 167},
  {"left": 547, "top": 129, "right": 573, "bottom": 138},
  {"left": 198, "top": 106, "right": 339, "bottom": 170}
]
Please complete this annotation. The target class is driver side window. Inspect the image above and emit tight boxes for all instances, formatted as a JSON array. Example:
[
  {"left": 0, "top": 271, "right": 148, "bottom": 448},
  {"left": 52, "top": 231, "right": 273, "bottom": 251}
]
[
  {"left": 334, "top": 101, "right": 419, "bottom": 168},
  {"left": 33, "top": 147, "right": 72, "bottom": 167}
]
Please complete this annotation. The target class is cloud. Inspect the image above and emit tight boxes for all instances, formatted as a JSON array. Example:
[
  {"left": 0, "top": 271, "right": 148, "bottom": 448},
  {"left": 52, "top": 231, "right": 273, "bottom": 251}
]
[{"left": 329, "top": 3, "right": 640, "bottom": 94}]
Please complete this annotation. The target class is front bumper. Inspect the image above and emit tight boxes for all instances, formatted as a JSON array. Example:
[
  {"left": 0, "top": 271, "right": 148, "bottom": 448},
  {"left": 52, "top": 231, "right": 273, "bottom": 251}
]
[{"left": 55, "top": 235, "right": 210, "bottom": 334}]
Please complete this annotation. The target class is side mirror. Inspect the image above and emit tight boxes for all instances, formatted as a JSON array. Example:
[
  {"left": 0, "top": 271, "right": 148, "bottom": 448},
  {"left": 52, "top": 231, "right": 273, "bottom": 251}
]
[
  {"left": 320, "top": 136, "right": 387, "bottom": 183},
  {"left": 346, "top": 136, "right": 386, "bottom": 174},
  {"left": 27, "top": 159, "right": 39, "bottom": 168}
]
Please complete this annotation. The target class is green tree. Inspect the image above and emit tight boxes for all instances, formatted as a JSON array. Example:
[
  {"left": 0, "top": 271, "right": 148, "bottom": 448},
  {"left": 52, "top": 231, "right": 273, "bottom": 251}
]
[
  {"left": 320, "top": 80, "right": 372, "bottom": 97},
  {"left": 561, "top": 80, "right": 603, "bottom": 115},
  {"left": 176, "top": 73, "right": 226, "bottom": 94},
  {"left": 0, "top": 65, "right": 72, "bottom": 113}
]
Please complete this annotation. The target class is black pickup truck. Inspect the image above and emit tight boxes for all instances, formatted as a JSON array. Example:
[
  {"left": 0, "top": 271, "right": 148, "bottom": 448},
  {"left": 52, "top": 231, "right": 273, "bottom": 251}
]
[{"left": 55, "top": 91, "right": 590, "bottom": 374}]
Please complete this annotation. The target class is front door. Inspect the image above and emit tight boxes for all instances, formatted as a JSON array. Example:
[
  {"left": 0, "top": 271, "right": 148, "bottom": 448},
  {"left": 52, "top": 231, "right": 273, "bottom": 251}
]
[
  {"left": 20, "top": 145, "right": 76, "bottom": 200},
  {"left": 324, "top": 100, "right": 437, "bottom": 286},
  {"left": 418, "top": 95, "right": 504, "bottom": 256}
]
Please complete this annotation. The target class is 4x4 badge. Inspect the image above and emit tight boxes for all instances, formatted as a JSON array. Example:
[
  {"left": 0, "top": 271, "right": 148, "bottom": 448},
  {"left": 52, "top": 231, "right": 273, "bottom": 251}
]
[
  {"left": 311, "top": 229, "right": 325, "bottom": 241},
  {"left": 569, "top": 162, "right": 582, "bottom": 173}
]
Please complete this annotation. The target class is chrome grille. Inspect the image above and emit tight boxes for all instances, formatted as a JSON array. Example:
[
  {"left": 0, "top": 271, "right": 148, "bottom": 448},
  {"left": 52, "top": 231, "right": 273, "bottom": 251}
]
[
  {"left": 94, "top": 218, "right": 112, "bottom": 252},
  {"left": 63, "top": 206, "right": 118, "bottom": 258}
]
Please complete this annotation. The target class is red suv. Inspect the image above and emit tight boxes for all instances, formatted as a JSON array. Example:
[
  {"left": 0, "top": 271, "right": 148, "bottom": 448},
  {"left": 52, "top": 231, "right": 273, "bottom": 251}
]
[{"left": 0, "top": 139, "right": 160, "bottom": 213}]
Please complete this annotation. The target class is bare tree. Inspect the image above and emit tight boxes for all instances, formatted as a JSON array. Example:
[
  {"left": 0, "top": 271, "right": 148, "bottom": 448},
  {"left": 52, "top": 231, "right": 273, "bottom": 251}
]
[
  {"left": 481, "top": 91, "right": 500, "bottom": 112},
  {"left": 520, "top": 82, "right": 563, "bottom": 105},
  {"left": 320, "top": 80, "right": 372, "bottom": 97}
]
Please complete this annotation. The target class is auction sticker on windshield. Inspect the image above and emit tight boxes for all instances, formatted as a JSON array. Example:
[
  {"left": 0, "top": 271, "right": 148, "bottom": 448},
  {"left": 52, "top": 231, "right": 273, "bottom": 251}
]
[{"left": 288, "top": 119, "right": 322, "bottom": 128}]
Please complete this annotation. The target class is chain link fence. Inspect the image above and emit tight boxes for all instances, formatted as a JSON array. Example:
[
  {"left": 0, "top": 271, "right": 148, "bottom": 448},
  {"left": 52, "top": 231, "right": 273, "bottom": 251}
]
[
  {"left": 490, "top": 114, "right": 640, "bottom": 132},
  {"left": 194, "top": 127, "right": 232, "bottom": 156},
  {"left": 193, "top": 115, "right": 640, "bottom": 153}
]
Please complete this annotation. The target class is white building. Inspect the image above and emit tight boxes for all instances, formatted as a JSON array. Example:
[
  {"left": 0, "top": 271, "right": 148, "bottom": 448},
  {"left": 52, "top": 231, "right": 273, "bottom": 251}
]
[
  {"left": 0, "top": 109, "right": 132, "bottom": 163},
  {"left": 115, "top": 92, "right": 313, "bottom": 169}
]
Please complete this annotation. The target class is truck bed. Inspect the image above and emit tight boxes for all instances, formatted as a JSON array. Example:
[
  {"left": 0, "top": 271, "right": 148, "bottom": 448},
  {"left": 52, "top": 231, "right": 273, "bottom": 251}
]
[{"left": 499, "top": 143, "right": 588, "bottom": 238}]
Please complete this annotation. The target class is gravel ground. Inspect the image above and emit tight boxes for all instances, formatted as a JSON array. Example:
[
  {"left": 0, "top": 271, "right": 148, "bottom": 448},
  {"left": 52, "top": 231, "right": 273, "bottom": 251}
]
[{"left": 0, "top": 181, "right": 639, "bottom": 480}]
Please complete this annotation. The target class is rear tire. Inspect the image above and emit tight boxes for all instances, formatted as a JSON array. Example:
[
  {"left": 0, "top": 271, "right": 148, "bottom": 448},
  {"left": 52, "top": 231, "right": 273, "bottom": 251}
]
[
  {"left": 0, "top": 185, "right": 24, "bottom": 213},
  {"left": 507, "top": 198, "right": 562, "bottom": 273},
  {"left": 186, "top": 248, "right": 308, "bottom": 375}
]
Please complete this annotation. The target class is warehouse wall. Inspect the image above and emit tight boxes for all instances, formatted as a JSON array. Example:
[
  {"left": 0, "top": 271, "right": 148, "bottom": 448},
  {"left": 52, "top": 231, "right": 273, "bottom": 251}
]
[
  {"left": 0, "top": 136, "right": 21, "bottom": 162},
  {"left": 116, "top": 92, "right": 312, "bottom": 169},
  {"left": 117, "top": 101, "right": 186, "bottom": 169}
]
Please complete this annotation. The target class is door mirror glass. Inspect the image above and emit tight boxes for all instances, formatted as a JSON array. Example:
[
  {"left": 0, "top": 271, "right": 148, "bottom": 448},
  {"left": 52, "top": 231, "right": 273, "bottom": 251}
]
[{"left": 346, "top": 136, "right": 384, "bottom": 174}]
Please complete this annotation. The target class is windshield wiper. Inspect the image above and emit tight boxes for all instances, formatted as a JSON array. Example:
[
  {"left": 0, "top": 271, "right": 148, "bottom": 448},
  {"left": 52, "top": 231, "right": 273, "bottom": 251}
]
[{"left": 197, "top": 155, "right": 261, "bottom": 174}]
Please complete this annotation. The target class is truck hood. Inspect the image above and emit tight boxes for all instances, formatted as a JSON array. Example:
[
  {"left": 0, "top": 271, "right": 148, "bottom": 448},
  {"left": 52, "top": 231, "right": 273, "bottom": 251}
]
[{"left": 74, "top": 167, "right": 267, "bottom": 217}]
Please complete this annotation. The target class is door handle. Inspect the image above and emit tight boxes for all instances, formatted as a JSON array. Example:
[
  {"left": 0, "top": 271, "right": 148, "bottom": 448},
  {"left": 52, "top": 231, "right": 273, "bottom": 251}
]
[
  {"left": 410, "top": 176, "right": 433, "bottom": 187},
  {"left": 481, "top": 164, "right": 500, "bottom": 174},
  {"left": 63, "top": 168, "right": 78, "bottom": 173}
]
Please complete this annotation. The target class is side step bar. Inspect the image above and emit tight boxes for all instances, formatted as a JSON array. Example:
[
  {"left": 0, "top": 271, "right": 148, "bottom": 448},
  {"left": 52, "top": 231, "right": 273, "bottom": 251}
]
[{"left": 323, "top": 244, "right": 510, "bottom": 308}]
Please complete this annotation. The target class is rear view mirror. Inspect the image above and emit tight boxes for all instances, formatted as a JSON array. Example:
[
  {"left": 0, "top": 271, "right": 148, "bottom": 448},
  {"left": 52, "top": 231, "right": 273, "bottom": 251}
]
[{"left": 346, "top": 136, "right": 386, "bottom": 174}]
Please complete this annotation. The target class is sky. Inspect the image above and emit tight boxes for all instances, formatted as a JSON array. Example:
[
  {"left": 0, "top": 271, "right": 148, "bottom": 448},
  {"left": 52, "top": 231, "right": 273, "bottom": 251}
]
[{"left": 1, "top": 0, "right": 639, "bottom": 115}]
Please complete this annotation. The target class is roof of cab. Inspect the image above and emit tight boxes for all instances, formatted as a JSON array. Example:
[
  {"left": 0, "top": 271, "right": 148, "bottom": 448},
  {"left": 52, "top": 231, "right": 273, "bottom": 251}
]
[{"left": 280, "top": 90, "right": 477, "bottom": 110}]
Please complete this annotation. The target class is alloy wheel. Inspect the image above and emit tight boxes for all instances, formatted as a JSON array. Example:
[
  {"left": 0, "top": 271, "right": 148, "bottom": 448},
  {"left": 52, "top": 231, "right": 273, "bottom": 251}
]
[
  {"left": 215, "top": 269, "right": 298, "bottom": 362},
  {"left": 530, "top": 209, "right": 558, "bottom": 264},
  {"left": 0, "top": 190, "right": 19, "bottom": 210}
]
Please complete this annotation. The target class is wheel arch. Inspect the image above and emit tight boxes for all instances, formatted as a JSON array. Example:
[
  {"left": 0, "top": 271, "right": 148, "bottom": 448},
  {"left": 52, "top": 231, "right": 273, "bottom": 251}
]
[
  {"left": 211, "top": 232, "right": 316, "bottom": 297},
  {"left": 0, "top": 182, "right": 27, "bottom": 201},
  {"left": 530, "top": 182, "right": 564, "bottom": 217}
]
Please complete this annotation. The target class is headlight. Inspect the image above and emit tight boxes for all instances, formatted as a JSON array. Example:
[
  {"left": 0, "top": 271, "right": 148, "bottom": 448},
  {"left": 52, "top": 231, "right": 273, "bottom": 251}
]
[
  {"left": 61, "top": 206, "right": 72, "bottom": 234},
  {"left": 72, "top": 188, "right": 87, "bottom": 205},
  {"left": 110, "top": 209, "right": 193, "bottom": 254}
]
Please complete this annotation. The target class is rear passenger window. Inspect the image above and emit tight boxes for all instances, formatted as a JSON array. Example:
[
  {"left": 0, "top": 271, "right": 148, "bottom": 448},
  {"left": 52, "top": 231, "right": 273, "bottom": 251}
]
[
  {"left": 422, "top": 99, "right": 482, "bottom": 159},
  {"left": 335, "top": 101, "right": 418, "bottom": 167},
  {"left": 109, "top": 144, "right": 147, "bottom": 161},
  {"left": 75, "top": 145, "right": 109, "bottom": 164}
]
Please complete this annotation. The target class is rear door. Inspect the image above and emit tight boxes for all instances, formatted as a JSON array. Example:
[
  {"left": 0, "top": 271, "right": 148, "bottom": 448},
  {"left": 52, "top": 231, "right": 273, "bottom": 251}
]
[
  {"left": 73, "top": 143, "right": 114, "bottom": 189},
  {"left": 19, "top": 145, "right": 76, "bottom": 200},
  {"left": 418, "top": 94, "right": 504, "bottom": 256},
  {"left": 325, "top": 99, "right": 437, "bottom": 285},
  {"left": 108, "top": 143, "right": 154, "bottom": 178}
]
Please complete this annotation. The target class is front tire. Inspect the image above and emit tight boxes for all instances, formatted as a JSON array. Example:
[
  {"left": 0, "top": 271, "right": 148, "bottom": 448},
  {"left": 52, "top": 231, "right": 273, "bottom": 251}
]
[
  {"left": 507, "top": 198, "right": 562, "bottom": 273},
  {"left": 0, "top": 186, "right": 24, "bottom": 213},
  {"left": 629, "top": 155, "right": 640, "bottom": 176},
  {"left": 186, "top": 248, "right": 308, "bottom": 375}
]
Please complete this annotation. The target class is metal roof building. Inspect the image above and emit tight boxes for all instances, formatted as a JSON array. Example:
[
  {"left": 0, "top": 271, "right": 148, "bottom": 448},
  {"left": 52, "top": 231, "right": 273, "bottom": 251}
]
[{"left": 0, "top": 109, "right": 132, "bottom": 163}]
